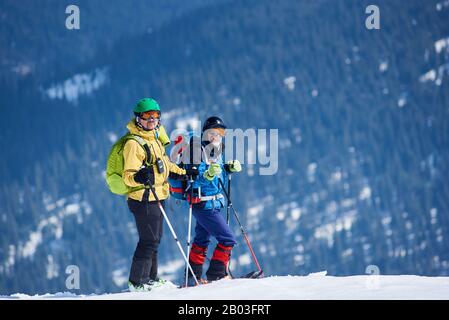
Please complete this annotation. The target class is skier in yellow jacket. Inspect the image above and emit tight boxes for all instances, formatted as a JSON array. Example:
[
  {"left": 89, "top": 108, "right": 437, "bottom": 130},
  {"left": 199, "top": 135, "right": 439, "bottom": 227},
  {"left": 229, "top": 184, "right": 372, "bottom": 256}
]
[{"left": 123, "top": 98, "right": 198, "bottom": 292}]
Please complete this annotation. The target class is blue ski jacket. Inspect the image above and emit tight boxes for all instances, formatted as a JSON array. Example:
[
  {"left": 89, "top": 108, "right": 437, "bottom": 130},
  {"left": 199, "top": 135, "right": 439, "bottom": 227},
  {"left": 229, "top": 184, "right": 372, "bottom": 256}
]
[{"left": 192, "top": 149, "right": 228, "bottom": 210}]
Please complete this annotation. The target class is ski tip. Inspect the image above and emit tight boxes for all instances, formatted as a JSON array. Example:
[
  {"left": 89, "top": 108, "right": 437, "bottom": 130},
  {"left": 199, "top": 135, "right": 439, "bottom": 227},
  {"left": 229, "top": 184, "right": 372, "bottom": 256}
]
[{"left": 240, "top": 270, "right": 264, "bottom": 279}]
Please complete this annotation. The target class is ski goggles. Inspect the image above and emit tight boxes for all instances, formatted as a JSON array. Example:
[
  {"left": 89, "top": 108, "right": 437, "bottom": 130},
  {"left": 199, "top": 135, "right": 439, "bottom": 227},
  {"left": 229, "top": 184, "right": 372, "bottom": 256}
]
[{"left": 139, "top": 110, "right": 160, "bottom": 121}]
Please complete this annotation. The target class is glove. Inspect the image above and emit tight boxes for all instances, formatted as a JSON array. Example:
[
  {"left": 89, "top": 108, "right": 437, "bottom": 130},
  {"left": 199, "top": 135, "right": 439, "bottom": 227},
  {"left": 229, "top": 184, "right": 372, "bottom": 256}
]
[
  {"left": 185, "top": 167, "right": 199, "bottom": 178},
  {"left": 203, "top": 163, "right": 222, "bottom": 181},
  {"left": 134, "top": 167, "right": 154, "bottom": 185},
  {"left": 169, "top": 172, "right": 186, "bottom": 181},
  {"left": 225, "top": 160, "right": 242, "bottom": 173}
]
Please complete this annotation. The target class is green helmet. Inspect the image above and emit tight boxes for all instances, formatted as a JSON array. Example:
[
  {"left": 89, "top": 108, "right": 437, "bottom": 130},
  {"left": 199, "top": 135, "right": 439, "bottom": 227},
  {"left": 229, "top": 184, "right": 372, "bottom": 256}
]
[{"left": 133, "top": 98, "right": 161, "bottom": 116}]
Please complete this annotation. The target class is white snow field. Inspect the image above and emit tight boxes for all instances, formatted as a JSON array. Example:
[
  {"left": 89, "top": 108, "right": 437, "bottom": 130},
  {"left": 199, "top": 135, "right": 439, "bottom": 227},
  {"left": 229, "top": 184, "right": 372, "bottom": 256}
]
[{"left": 3, "top": 273, "right": 449, "bottom": 300}]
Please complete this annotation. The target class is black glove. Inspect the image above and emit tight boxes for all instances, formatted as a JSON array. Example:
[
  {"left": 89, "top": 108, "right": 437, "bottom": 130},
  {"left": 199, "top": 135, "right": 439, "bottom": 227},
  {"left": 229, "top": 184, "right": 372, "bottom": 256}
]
[
  {"left": 169, "top": 172, "right": 186, "bottom": 181},
  {"left": 134, "top": 167, "right": 154, "bottom": 185},
  {"left": 185, "top": 167, "right": 199, "bottom": 178}
]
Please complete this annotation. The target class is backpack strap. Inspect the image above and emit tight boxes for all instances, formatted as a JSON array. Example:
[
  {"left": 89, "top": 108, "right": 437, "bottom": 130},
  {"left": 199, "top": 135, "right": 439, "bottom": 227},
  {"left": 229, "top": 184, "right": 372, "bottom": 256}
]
[
  {"left": 125, "top": 134, "right": 154, "bottom": 201},
  {"left": 190, "top": 136, "right": 194, "bottom": 165},
  {"left": 129, "top": 135, "right": 152, "bottom": 166}
]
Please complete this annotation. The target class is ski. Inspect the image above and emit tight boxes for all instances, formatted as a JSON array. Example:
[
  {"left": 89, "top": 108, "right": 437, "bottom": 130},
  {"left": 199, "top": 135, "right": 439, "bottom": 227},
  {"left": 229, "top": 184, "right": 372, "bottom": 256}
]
[
  {"left": 239, "top": 269, "right": 264, "bottom": 279},
  {"left": 178, "top": 269, "right": 264, "bottom": 288}
]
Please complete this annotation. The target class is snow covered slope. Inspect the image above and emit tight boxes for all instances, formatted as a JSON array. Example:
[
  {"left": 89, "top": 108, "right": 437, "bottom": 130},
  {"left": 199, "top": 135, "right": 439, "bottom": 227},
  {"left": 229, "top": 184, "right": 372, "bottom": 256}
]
[{"left": 3, "top": 274, "right": 449, "bottom": 300}]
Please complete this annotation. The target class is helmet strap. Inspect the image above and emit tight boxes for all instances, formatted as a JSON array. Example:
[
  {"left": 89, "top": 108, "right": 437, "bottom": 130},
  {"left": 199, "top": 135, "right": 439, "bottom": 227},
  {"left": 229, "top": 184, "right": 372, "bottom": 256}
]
[
  {"left": 136, "top": 116, "right": 153, "bottom": 131},
  {"left": 136, "top": 116, "right": 163, "bottom": 131}
]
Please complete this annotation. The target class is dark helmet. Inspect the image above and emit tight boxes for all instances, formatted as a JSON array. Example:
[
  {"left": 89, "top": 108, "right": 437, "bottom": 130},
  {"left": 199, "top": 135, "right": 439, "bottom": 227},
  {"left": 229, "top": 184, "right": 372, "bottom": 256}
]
[{"left": 202, "top": 116, "right": 227, "bottom": 132}]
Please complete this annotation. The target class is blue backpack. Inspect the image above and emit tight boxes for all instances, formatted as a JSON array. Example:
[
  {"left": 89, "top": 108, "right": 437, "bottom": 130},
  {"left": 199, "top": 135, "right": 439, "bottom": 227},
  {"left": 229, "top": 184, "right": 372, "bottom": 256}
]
[{"left": 168, "top": 132, "right": 202, "bottom": 201}]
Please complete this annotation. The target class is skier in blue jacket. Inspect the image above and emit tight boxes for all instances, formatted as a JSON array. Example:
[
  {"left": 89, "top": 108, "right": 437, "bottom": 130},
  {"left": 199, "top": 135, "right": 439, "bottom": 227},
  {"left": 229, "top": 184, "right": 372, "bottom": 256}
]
[{"left": 186, "top": 116, "right": 242, "bottom": 285}]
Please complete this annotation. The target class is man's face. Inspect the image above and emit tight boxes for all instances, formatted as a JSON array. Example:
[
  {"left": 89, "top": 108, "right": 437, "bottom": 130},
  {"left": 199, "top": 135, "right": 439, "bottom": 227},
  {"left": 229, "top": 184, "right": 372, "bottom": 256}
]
[
  {"left": 206, "top": 128, "right": 225, "bottom": 145},
  {"left": 139, "top": 110, "right": 160, "bottom": 130}
]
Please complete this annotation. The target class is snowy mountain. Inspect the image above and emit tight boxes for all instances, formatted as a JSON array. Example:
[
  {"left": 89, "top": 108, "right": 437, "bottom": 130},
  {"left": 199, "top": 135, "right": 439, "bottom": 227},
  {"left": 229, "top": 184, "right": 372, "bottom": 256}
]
[{"left": 3, "top": 274, "right": 449, "bottom": 300}]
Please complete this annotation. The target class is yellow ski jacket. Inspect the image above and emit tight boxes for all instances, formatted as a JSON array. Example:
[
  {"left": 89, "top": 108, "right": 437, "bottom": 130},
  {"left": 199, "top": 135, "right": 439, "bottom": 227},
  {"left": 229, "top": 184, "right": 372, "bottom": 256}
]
[{"left": 123, "top": 120, "right": 186, "bottom": 202}]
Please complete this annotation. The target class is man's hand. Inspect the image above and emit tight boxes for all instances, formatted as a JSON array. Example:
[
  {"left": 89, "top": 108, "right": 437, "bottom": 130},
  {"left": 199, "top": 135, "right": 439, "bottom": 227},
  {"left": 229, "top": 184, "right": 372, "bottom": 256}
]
[
  {"left": 225, "top": 160, "right": 242, "bottom": 173},
  {"left": 185, "top": 167, "right": 199, "bottom": 178},
  {"left": 204, "top": 163, "right": 222, "bottom": 181},
  {"left": 134, "top": 166, "right": 155, "bottom": 185}
]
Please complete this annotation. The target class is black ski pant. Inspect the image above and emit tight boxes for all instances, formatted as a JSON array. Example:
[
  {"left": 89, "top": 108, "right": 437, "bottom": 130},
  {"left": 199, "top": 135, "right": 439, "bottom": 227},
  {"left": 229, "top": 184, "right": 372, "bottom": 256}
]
[{"left": 128, "top": 198, "right": 164, "bottom": 285}]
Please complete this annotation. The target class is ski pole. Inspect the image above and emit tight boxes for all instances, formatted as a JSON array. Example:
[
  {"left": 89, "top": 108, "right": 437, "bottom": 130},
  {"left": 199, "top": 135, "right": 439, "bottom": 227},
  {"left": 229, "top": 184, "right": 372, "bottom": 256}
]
[
  {"left": 226, "top": 174, "right": 232, "bottom": 225},
  {"left": 218, "top": 178, "right": 263, "bottom": 275},
  {"left": 185, "top": 174, "right": 194, "bottom": 287},
  {"left": 225, "top": 174, "right": 236, "bottom": 278},
  {"left": 146, "top": 181, "right": 199, "bottom": 286}
]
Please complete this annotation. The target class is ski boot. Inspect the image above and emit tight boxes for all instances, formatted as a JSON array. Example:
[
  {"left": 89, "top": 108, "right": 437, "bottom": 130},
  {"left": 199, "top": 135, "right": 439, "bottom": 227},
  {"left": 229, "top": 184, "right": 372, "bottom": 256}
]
[
  {"left": 184, "top": 276, "right": 208, "bottom": 287},
  {"left": 128, "top": 281, "right": 153, "bottom": 292},
  {"left": 147, "top": 277, "right": 168, "bottom": 289}
]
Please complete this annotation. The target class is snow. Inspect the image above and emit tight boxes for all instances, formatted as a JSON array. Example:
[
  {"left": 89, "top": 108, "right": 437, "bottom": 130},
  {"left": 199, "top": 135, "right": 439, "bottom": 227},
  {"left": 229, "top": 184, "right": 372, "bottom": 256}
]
[
  {"left": 341, "top": 198, "right": 356, "bottom": 208},
  {"left": 275, "top": 202, "right": 298, "bottom": 222},
  {"left": 19, "top": 200, "right": 81, "bottom": 256},
  {"left": 175, "top": 116, "right": 200, "bottom": 132},
  {"left": 161, "top": 108, "right": 184, "bottom": 123},
  {"left": 420, "top": 64, "right": 449, "bottom": 85},
  {"left": 21, "top": 231, "right": 43, "bottom": 258},
  {"left": 420, "top": 69, "right": 437, "bottom": 83},
  {"left": 381, "top": 216, "right": 392, "bottom": 226},
  {"left": 3, "top": 275, "right": 449, "bottom": 300},
  {"left": 245, "top": 196, "right": 273, "bottom": 228},
  {"left": 12, "top": 63, "right": 32, "bottom": 76},
  {"left": 326, "top": 201, "right": 338, "bottom": 214},
  {"left": 237, "top": 253, "right": 252, "bottom": 266},
  {"left": 329, "top": 169, "right": 342, "bottom": 184},
  {"left": 283, "top": 76, "right": 296, "bottom": 90},
  {"left": 307, "top": 162, "right": 317, "bottom": 182},
  {"left": 435, "top": 37, "right": 449, "bottom": 53},
  {"left": 436, "top": 64, "right": 449, "bottom": 85},
  {"left": 158, "top": 259, "right": 185, "bottom": 281},
  {"left": 46, "top": 255, "right": 59, "bottom": 280},
  {"left": 1, "top": 195, "right": 93, "bottom": 272},
  {"left": 379, "top": 61, "right": 388, "bottom": 72},
  {"left": 107, "top": 132, "right": 118, "bottom": 143},
  {"left": 436, "top": 0, "right": 449, "bottom": 11},
  {"left": 217, "top": 85, "right": 228, "bottom": 97},
  {"left": 44, "top": 68, "right": 108, "bottom": 104},
  {"left": 232, "top": 97, "right": 241, "bottom": 106},
  {"left": 342, "top": 248, "right": 353, "bottom": 257},
  {"left": 279, "top": 138, "right": 292, "bottom": 149},
  {"left": 275, "top": 211, "right": 285, "bottom": 221},
  {"left": 314, "top": 211, "right": 357, "bottom": 246},
  {"left": 290, "top": 208, "right": 301, "bottom": 221},
  {"left": 247, "top": 204, "right": 264, "bottom": 217},
  {"left": 1, "top": 245, "right": 16, "bottom": 275},
  {"left": 112, "top": 268, "right": 128, "bottom": 287},
  {"left": 64, "top": 203, "right": 81, "bottom": 215},
  {"left": 358, "top": 186, "right": 372, "bottom": 201},
  {"left": 293, "top": 254, "right": 305, "bottom": 266},
  {"left": 397, "top": 96, "right": 407, "bottom": 108},
  {"left": 430, "top": 208, "right": 438, "bottom": 219},
  {"left": 292, "top": 127, "right": 302, "bottom": 143}
]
